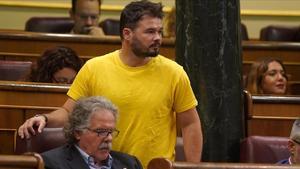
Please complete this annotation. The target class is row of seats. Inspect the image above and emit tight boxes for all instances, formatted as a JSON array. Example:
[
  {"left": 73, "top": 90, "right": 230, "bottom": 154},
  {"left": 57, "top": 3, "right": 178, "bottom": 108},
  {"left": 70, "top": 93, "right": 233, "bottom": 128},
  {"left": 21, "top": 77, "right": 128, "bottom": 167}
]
[
  {"left": 260, "top": 25, "right": 300, "bottom": 42},
  {"left": 242, "top": 24, "right": 300, "bottom": 41},
  {"left": 25, "top": 17, "right": 120, "bottom": 36},
  {"left": 24, "top": 17, "right": 300, "bottom": 41},
  {"left": 12, "top": 128, "right": 289, "bottom": 164}
]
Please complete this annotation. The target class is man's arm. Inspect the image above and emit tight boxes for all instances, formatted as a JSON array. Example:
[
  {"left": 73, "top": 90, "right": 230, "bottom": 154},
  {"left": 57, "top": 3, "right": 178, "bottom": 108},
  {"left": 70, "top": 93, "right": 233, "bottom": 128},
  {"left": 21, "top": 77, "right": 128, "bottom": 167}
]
[
  {"left": 18, "top": 98, "right": 76, "bottom": 139},
  {"left": 177, "top": 107, "right": 203, "bottom": 162}
]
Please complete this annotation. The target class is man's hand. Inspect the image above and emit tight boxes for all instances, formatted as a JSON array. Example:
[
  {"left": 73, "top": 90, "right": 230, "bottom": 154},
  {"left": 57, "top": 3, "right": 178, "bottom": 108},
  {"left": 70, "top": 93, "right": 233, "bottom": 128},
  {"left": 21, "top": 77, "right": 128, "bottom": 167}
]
[
  {"left": 88, "top": 26, "right": 105, "bottom": 36},
  {"left": 18, "top": 115, "right": 47, "bottom": 139}
]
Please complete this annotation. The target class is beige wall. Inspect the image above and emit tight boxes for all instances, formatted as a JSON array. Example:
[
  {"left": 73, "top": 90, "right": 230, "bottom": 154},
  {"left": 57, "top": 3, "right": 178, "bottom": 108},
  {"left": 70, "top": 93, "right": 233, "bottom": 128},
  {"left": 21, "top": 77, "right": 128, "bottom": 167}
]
[
  {"left": 240, "top": 0, "right": 300, "bottom": 39},
  {"left": 0, "top": 0, "right": 299, "bottom": 39}
]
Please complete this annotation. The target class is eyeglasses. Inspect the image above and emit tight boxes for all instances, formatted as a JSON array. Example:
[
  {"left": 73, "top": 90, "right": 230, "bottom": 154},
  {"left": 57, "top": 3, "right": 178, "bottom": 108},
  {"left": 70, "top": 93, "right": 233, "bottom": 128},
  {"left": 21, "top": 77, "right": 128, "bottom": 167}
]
[{"left": 85, "top": 128, "right": 120, "bottom": 137}]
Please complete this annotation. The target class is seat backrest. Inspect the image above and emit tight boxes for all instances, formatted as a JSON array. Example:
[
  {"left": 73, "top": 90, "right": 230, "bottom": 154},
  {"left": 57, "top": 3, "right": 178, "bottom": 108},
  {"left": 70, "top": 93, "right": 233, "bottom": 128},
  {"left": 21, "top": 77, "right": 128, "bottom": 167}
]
[
  {"left": 260, "top": 25, "right": 300, "bottom": 42},
  {"left": 99, "top": 19, "right": 120, "bottom": 36},
  {"left": 0, "top": 60, "right": 32, "bottom": 81},
  {"left": 15, "top": 128, "right": 67, "bottom": 154},
  {"left": 0, "top": 153, "right": 44, "bottom": 169},
  {"left": 240, "top": 136, "right": 290, "bottom": 163},
  {"left": 241, "top": 23, "right": 249, "bottom": 40},
  {"left": 25, "top": 17, "right": 74, "bottom": 33}
]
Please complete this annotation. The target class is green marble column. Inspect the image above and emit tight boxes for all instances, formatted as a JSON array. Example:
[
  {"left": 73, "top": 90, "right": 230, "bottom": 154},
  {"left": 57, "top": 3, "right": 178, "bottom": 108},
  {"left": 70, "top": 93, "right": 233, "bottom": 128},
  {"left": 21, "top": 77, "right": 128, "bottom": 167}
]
[{"left": 176, "top": 0, "right": 243, "bottom": 162}]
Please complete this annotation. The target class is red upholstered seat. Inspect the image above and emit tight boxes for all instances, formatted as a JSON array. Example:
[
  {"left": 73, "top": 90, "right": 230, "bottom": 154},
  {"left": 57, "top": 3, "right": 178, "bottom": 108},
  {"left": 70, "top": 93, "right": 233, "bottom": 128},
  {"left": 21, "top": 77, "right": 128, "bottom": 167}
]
[
  {"left": 15, "top": 128, "right": 66, "bottom": 154},
  {"left": 240, "top": 136, "right": 290, "bottom": 163}
]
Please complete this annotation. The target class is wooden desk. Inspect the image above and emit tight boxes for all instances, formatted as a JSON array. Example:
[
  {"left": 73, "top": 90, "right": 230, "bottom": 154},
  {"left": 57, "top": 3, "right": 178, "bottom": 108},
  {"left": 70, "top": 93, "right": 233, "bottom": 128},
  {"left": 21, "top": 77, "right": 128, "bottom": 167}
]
[
  {"left": 1, "top": 30, "right": 300, "bottom": 81},
  {"left": 0, "top": 105, "right": 58, "bottom": 128},
  {"left": 1, "top": 30, "right": 300, "bottom": 62},
  {"left": 245, "top": 92, "right": 300, "bottom": 137},
  {"left": 0, "top": 153, "right": 44, "bottom": 169},
  {"left": 0, "top": 30, "right": 175, "bottom": 61},
  {"left": 147, "top": 158, "right": 300, "bottom": 169},
  {"left": 0, "top": 81, "right": 66, "bottom": 128},
  {"left": 0, "top": 80, "right": 68, "bottom": 106}
]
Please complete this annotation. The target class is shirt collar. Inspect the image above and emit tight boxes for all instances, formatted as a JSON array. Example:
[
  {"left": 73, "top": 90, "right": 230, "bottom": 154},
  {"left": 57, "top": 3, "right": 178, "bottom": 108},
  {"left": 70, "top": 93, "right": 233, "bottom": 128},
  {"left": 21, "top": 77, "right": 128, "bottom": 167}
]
[{"left": 74, "top": 145, "right": 113, "bottom": 169}]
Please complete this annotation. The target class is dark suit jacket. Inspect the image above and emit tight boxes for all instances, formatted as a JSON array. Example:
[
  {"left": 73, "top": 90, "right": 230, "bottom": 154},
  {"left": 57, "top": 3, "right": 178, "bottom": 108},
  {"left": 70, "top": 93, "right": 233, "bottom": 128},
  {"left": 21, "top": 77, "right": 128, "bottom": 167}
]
[{"left": 41, "top": 144, "right": 143, "bottom": 169}]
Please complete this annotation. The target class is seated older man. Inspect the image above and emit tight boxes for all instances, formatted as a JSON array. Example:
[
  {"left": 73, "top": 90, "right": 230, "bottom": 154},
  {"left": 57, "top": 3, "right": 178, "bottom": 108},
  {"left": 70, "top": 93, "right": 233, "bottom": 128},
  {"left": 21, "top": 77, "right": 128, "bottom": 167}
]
[
  {"left": 41, "top": 96, "right": 142, "bottom": 169},
  {"left": 278, "top": 119, "right": 300, "bottom": 164},
  {"left": 70, "top": 0, "right": 104, "bottom": 36}
]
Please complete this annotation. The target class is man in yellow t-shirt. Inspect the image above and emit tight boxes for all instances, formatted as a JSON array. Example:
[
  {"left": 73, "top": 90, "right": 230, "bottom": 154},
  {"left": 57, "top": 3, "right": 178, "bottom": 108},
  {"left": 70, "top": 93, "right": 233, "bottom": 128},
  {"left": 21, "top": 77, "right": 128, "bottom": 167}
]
[{"left": 18, "top": 1, "right": 203, "bottom": 168}]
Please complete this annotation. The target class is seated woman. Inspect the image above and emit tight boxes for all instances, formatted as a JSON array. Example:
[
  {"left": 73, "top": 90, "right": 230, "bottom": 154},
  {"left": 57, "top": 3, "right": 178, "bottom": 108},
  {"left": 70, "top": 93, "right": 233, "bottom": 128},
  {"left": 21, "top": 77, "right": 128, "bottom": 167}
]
[
  {"left": 28, "top": 46, "right": 83, "bottom": 84},
  {"left": 245, "top": 58, "right": 288, "bottom": 95}
]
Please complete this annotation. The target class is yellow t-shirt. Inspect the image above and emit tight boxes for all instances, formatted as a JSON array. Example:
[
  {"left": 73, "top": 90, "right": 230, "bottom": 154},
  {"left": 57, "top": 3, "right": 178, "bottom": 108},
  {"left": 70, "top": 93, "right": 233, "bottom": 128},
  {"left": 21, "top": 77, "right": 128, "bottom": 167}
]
[{"left": 67, "top": 50, "right": 198, "bottom": 168}]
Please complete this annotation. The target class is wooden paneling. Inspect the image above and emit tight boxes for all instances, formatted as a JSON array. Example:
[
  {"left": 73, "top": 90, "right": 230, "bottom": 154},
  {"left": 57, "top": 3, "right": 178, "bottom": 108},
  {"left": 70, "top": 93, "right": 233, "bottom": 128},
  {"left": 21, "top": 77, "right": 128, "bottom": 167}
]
[
  {"left": 148, "top": 158, "right": 300, "bottom": 169},
  {"left": 0, "top": 81, "right": 64, "bottom": 129},
  {"left": 1, "top": 30, "right": 300, "bottom": 82},
  {"left": 0, "top": 105, "right": 58, "bottom": 129},
  {"left": 0, "top": 153, "right": 44, "bottom": 169},
  {"left": 245, "top": 92, "right": 300, "bottom": 137},
  {"left": 0, "top": 30, "right": 175, "bottom": 61},
  {"left": 0, "top": 80, "right": 68, "bottom": 106},
  {"left": 0, "top": 128, "right": 15, "bottom": 155}
]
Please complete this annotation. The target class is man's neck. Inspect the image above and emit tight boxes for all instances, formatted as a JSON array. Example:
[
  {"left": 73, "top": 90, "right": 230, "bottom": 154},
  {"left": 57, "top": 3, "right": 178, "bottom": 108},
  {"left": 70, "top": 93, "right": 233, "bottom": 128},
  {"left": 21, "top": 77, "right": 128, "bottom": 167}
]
[{"left": 119, "top": 48, "right": 152, "bottom": 67}]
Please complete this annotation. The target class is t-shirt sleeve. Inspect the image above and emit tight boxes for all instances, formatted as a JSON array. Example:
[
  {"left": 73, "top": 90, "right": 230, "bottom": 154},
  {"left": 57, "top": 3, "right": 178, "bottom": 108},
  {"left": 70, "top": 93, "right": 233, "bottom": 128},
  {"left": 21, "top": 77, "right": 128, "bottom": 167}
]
[
  {"left": 173, "top": 68, "right": 198, "bottom": 113},
  {"left": 67, "top": 62, "right": 91, "bottom": 101}
]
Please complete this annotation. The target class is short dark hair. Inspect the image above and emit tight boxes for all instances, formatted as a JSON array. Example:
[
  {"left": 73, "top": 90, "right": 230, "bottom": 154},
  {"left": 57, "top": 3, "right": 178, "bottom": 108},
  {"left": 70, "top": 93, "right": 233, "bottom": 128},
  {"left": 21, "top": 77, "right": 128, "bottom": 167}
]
[
  {"left": 29, "top": 46, "right": 83, "bottom": 83},
  {"left": 71, "top": 0, "right": 101, "bottom": 13},
  {"left": 119, "top": 0, "right": 164, "bottom": 39}
]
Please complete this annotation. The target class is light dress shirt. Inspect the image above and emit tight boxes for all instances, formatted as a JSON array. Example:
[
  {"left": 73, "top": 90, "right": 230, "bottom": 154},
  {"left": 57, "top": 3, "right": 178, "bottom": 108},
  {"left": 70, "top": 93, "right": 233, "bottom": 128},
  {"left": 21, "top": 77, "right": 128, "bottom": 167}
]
[{"left": 75, "top": 145, "right": 113, "bottom": 169}]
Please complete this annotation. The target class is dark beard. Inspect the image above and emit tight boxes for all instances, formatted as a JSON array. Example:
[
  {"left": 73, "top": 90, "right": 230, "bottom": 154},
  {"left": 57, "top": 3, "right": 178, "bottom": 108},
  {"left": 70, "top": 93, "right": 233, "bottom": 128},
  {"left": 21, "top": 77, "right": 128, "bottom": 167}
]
[
  {"left": 132, "top": 46, "right": 159, "bottom": 58},
  {"left": 131, "top": 37, "right": 160, "bottom": 58}
]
